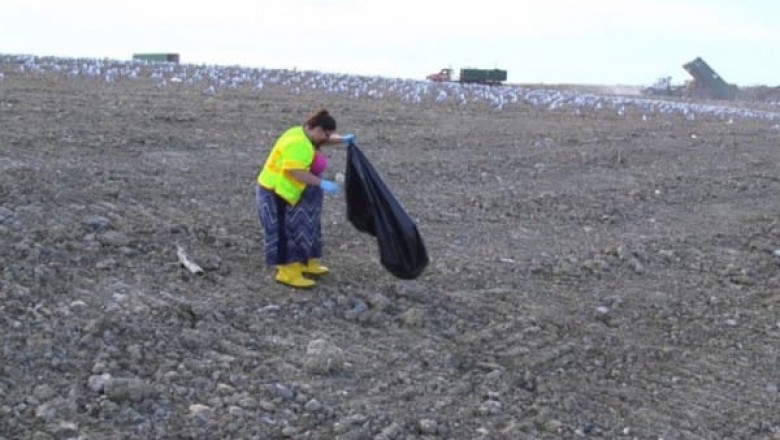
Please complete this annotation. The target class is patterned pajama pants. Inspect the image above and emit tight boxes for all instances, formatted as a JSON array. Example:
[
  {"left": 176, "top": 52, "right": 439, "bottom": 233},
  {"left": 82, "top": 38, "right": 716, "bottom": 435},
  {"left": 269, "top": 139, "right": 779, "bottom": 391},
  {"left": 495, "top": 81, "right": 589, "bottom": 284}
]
[{"left": 255, "top": 185, "right": 323, "bottom": 266}]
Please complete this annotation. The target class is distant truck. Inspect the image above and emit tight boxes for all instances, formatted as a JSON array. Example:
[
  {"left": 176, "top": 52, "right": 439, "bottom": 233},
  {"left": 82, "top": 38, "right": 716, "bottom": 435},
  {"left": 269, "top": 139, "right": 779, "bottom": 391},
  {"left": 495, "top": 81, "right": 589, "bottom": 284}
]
[
  {"left": 426, "top": 68, "right": 507, "bottom": 85},
  {"left": 642, "top": 57, "right": 737, "bottom": 101},
  {"left": 682, "top": 57, "right": 737, "bottom": 100},
  {"left": 132, "top": 53, "right": 180, "bottom": 64},
  {"left": 642, "top": 76, "right": 686, "bottom": 97}
]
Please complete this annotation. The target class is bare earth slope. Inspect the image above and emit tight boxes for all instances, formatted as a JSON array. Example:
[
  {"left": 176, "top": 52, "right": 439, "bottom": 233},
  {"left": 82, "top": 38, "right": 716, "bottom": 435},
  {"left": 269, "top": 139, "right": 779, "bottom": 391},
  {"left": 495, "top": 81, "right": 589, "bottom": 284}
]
[{"left": 1, "top": 61, "right": 779, "bottom": 439}]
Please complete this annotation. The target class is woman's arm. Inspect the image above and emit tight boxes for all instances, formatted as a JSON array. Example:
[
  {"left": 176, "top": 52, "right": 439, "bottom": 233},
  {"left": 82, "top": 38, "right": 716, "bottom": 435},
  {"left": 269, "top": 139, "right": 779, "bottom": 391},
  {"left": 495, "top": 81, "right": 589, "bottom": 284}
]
[
  {"left": 287, "top": 169, "right": 323, "bottom": 186},
  {"left": 322, "top": 133, "right": 354, "bottom": 146}
]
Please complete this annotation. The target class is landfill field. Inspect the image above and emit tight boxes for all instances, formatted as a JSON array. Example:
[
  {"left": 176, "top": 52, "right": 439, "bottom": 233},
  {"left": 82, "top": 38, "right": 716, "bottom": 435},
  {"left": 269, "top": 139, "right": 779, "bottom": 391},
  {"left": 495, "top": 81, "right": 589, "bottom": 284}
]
[{"left": 1, "top": 56, "right": 779, "bottom": 439}]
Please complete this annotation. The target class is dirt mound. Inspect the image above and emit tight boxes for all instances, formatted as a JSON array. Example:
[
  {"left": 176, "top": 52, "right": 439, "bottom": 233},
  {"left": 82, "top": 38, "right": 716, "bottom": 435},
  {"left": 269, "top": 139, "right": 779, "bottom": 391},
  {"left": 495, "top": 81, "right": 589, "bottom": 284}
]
[{"left": 1, "top": 63, "right": 779, "bottom": 439}]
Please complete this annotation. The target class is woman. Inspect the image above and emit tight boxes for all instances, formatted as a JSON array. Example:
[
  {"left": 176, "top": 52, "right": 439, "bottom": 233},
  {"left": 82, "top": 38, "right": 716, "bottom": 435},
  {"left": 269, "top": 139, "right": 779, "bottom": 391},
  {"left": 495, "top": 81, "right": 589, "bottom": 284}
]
[{"left": 255, "top": 109, "right": 355, "bottom": 288}]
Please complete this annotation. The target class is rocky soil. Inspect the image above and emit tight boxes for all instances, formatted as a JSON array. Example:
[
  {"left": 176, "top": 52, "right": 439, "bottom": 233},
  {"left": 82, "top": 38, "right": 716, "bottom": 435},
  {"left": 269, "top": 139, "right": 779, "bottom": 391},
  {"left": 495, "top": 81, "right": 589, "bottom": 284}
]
[{"left": 1, "top": 58, "right": 779, "bottom": 439}]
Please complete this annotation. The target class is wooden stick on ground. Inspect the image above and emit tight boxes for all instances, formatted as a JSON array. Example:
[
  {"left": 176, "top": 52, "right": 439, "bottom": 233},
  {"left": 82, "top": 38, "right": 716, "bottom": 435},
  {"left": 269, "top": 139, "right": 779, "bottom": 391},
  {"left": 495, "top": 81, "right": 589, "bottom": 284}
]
[{"left": 176, "top": 245, "right": 205, "bottom": 275}]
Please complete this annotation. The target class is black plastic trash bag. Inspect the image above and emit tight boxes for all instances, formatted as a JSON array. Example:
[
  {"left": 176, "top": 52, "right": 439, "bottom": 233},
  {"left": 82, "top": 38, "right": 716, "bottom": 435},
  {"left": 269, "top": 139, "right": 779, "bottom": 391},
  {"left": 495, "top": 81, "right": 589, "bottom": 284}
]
[{"left": 344, "top": 143, "right": 428, "bottom": 279}]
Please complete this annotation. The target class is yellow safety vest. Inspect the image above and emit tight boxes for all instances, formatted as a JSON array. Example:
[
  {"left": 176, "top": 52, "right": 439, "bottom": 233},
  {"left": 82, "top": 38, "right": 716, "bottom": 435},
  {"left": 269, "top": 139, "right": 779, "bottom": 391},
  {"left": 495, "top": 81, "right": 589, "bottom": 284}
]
[{"left": 257, "top": 126, "right": 315, "bottom": 205}]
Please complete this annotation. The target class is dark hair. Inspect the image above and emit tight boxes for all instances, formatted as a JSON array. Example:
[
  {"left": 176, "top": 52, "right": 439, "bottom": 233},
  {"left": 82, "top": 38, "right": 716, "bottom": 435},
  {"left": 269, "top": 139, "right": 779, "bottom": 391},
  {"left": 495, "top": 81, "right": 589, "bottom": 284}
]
[{"left": 304, "top": 108, "right": 336, "bottom": 131}]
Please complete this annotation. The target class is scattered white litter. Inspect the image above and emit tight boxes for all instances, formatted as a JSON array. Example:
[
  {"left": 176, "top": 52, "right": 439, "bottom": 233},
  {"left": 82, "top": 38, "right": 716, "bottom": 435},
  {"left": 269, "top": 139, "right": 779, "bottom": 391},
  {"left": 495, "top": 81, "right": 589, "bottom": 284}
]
[{"left": 3, "top": 54, "right": 779, "bottom": 122}]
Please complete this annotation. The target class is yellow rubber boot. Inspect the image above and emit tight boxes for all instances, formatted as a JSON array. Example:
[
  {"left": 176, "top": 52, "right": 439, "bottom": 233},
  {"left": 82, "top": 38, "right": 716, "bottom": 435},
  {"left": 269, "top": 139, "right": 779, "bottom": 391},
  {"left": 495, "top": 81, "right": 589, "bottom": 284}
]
[
  {"left": 275, "top": 263, "right": 315, "bottom": 288},
  {"left": 300, "top": 258, "right": 329, "bottom": 276}
]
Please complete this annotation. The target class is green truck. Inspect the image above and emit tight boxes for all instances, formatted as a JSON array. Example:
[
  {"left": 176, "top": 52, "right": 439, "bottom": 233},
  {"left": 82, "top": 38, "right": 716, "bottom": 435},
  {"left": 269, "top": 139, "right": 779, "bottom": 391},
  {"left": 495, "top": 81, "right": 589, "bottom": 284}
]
[
  {"left": 459, "top": 68, "right": 507, "bottom": 85},
  {"left": 426, "top": 68, "right": 508, "bottom": 85},
  {"left": 132, "top": 53, "right": 180, "bottom": 64},
  {"left": 682, "top": 57, "right": 737, "bottom": 100}
]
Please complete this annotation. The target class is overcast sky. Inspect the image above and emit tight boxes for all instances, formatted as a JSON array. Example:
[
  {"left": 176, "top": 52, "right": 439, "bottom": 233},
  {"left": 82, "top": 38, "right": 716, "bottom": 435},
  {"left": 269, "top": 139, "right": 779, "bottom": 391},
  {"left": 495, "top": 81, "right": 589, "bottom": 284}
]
[{"left": 2, "top": 0, "right": 778, "bottom": 86}]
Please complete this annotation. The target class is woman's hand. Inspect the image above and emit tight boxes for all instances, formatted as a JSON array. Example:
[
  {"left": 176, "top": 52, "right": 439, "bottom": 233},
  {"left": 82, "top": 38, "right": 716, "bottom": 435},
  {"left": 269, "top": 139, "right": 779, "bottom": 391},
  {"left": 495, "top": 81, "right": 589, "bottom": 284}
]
[{"left": 318, "top": 179, "right": 340, "bottom": 194}]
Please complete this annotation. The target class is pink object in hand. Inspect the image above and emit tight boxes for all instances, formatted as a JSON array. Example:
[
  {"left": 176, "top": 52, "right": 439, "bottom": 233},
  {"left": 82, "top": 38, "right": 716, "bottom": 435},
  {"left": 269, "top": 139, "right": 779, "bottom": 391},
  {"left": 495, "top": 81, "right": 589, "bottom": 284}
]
[{"left": 310, "top": 152, "right": 328, "bottom": 175}]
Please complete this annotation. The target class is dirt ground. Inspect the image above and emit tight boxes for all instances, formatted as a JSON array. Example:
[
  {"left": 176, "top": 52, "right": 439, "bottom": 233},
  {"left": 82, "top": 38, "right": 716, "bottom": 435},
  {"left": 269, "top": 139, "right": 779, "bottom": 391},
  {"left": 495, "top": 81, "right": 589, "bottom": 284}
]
[{"left": 1, "top": 58, "right": 779, "bottom": 439}]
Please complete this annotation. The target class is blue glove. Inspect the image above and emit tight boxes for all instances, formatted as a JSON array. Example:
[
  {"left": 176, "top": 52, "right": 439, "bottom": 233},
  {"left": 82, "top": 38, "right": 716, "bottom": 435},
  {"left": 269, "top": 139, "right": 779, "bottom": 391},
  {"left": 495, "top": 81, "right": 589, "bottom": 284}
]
[
  {"left": 318, "top": 179, "right": 339, "bottom": 194},
  {"left": 341, "top": 134, "right": 355, "bottom": 145}
]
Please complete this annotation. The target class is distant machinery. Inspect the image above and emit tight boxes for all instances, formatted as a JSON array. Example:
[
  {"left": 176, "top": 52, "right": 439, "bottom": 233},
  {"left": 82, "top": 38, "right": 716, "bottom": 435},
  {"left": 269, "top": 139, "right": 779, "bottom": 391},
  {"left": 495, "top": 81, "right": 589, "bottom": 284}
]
[
  {"left": 426, "top": 67, "right": 507, "bottom": 85},
  {"left": 132, "top": 53, "right": 180, "bottom": 64},
  {"left": 682, "top": 57, "right": 737, "bottom": 100},
  {"left": 642, "top": 76, "right": 686, "bottom": 97},
  {"left": 643, "top": 57, "right": 737, "bottom": 101}
]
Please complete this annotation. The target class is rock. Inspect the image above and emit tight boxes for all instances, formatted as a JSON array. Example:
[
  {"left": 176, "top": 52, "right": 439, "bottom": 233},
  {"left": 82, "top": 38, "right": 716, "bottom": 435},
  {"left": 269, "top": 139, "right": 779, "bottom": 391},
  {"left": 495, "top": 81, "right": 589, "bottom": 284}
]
[
  {"left": 97, "top": 231, "right": 130, "bottom": 247},
  {"left": 595, "top": 306, "right": 617, "bottom": 327},
  {"left": 628, "top": 257, "right": 645, "bottom": 273},
  {"left": 237, "top": 396, "right": 257, "bottom": 409},
  {"left": 486, "top": 370, "right": 502, "bottom": 382},
  {"left": 82, "top": 215, "right": 111, "bottom": 231},
  {"left": 335, "top": 295, "right": 350, "bottom": 308},
  {"left": 389, "top": 280, "right": 426, "bottom": 301},
  {"left": 582, "top": 258, "right": 608, "bottom": 273},
  {"left": 335, "top": 414, "right": 368, "bottom": 434},
  {"left": 179, "top": 329, "right": 208, "bottom": 350},
  {"left": 258, "top": 400, "right": 276, "bottom": 411},
  {"left": 33, "top": 384, "right": 56, "bottom": 401},
  {"left": 34, "top": 396, "right": 76, "bottom": 424},
  {"left": 304, "top": 399, "right": 322, "bottom": 412},
  {"left": 49, "top": 421, "right": 79, "bottom": 438},
  {"left": 602, "top": 244, "right": 620, "bottom": 257},
  {"left": 542, "top": 419, "right": 563, "bottom": 433},
  {"left": 605, "top": 295, "right": 624, "bottom": 308},
  {"left": 295, "top": 391, "right": 309, "bottom": 404},
  {"left": 376, "top": 421, "right": 403, "bottom": 439},
  {"left": 126, "top": 344, "right": 143, "bottom": 362},
  {"left": 104, "top": 377, "right": 157, "bottom": 403},
  {"left": 216, "top": 383, "right": 235, "bottom": 395},
  {"left": 258, "top": 304, "right": 281, "bottom": 313},
  {"left": 343, "top": 300, "right": 368, "bottom": 321},
  {"left": 69, "top": 300, "right": 88, "bottom": 310},
  {"left": 478, "top": 400, "right": 503, "bottom": 416},
  {"left": 400, "top": 307, "right": 425, "bottom": 327},
  {"left": 281, "top": 426, "right": 299, "bottom": 437},
  {"left": 188, "top": 404, "right": 211, "bottom": 415},
  {"left": 580, "top": 421, "right": 599, "bottom": 435},
  {"left": 485, "top": 391, "right": 501, "bottom": 400},
  {"left": 207, "top": 396, "right": 224, "bottom": 409},
  {"left": 202, "top": 254, "right": 222, "bottom": 271},
  {"left": 419, "top": 418, "right": 438, "bottom": 434},
  {"left": 91, "top": 360, "right": 108, "bottom": 374},
  {"left": 99, "top": 399, "right": 119, "bottom": 417},
  {"left": 87, "top": 373, "right": 112, "bottom": 393},
  {"left": 9, "top": 284, "right": 30, "bottom": 299},
  {"left": 273, "top": 384, "right": 294, "bottom": 400},
  {"left": 95, "top": 257, "right": 117, "bottom": 270},
  {"left": 228, "top": 406, "right": 244, "bottom": 417},
  {"left": 0, "top": 206, "right": 15, "bottom": 223},
  {"left": 366, "top": 292, "right": 391, "bottom": 311},
  {"left": 35, "top": 402, "right": 57, "bottom": 421},
  {"left": 303, "top": 339, "right": 345, "bottom": 375}
]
